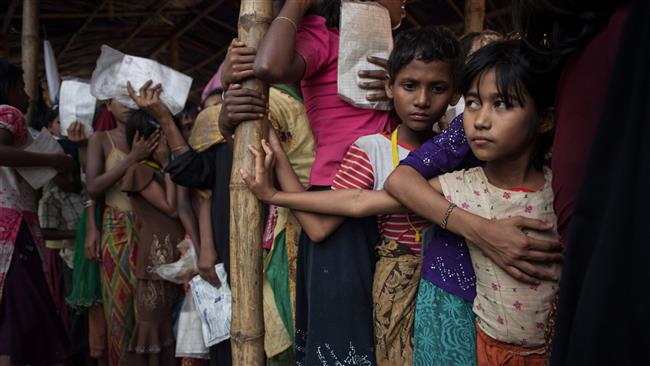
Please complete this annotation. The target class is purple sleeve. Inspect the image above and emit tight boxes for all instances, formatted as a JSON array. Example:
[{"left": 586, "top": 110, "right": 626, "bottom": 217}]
[{"left": 400, "top": 114, "right": 479, "bottom": 179}]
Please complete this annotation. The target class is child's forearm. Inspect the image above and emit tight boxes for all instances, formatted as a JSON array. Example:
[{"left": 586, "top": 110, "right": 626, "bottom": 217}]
[
  {"left": 85, "top": 204, "right": 98, "bottom": 233},
  {"left": 178, "top": 187, "right": 200, "bottom": 251},
  {"left": 0, "top": 145, "right": 61, "bottom": 168},
  {"left": 163, "top": 173, "right": 178, "bottom": 213},
  {"left": 275, "top": 153, "right": 304, "bottom": 192},
  {"left": 269, "top": 188, "right": 407, "bottom": 217},
  {"left": 158, "top": 113, "right": 189, "bottom": 156}
]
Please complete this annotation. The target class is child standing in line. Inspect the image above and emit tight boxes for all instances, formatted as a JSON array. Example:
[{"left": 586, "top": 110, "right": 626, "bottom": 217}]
[
  {"left": 85, "top": 96, "right": 159, "bottom": 366},
  {"left": 121, "top": 110, "right": 182, "bottom": 365},
  {"left": 242, "top": 27, "right": 463, "bottom": 366},
  {"left": 249, "top": 1, "right": 407, "bottom": 364},
  {"left": 432, "top": 40, "right": 559, "bottom": 365},
  {"left": 0, "top": 60, "right": 73, "bottom": 366}
]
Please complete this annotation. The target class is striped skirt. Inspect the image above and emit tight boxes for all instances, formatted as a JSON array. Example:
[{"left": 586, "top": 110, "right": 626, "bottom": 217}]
[{"left": 101, "top": 207, "right": 138, "bottom": 366}]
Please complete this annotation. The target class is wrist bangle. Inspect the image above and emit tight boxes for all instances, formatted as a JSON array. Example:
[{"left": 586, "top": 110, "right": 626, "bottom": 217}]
[
  {"left": 84, "top": 199, "right": 96, "bottom": 208},
  {"left": 440, "top": 203, "right": 457, "bottom": 230},
  {"left": 274, "top": 16, "right": 298, "bottom": 33},
  {"left": 171, "top": 145, "right": 187, "bottom": 153}
]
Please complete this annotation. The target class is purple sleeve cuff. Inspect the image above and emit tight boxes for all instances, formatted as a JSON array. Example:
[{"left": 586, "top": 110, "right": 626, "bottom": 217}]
[{"left": 400, "top": 114, "right": 477, "bottom": 179}]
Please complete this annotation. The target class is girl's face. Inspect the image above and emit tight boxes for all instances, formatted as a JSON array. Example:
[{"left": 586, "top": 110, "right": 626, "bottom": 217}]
[
  {"left": 386, "top": 59, "right": 455, "bottom": 133},
  {"left": 376, "top": 0, "right": 406, "bottom": 29},
  {"left": 463, "top": 68, "right": 538, "bottom": 164},
  {"left": 107, "top": 99, "right": 133, "bottom": 125}
]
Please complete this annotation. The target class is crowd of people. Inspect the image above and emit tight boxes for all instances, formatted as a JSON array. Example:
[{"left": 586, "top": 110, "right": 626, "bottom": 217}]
[{"left": 0, "top": 0, "right": 646, "bottom": 365}]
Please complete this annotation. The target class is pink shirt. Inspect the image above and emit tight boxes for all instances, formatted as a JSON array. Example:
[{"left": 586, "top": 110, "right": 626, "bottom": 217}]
[{"left": 296, "top": 15, "right": 394, "bottom": 186}]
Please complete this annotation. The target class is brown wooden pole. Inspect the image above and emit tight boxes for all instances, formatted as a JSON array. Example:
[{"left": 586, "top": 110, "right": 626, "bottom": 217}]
[
  {"left": 22, "top": 0, "right": 39, "bottom": 126},
  {"left": 230, "top": 1, "right": 272, "bottom": 365},
  {"left": 464, "top": 0, "right": 486, "bottom": 33}
]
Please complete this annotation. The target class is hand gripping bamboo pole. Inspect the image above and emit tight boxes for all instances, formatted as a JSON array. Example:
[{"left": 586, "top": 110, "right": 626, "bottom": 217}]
[{"left": 230, "top": 1, "right": 272, "bottom": 365}]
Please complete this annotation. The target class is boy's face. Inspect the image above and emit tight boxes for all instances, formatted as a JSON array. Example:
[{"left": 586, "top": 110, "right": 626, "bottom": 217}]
[
  {"left": 463, "top": 68, "right": 538, "bottom": 164},
  {"left": 386, "top": 59, "right": 455, "bottom": 133}
]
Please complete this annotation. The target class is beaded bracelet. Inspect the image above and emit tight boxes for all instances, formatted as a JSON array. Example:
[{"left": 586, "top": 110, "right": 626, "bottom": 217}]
[{"left": 441, "top": 203, "right": 457, "bottom": 230}]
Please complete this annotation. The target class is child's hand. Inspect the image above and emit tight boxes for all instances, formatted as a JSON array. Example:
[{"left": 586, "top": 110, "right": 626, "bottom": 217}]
[
  {"left": 153, "top": 131, "right": 170, "bottom": 168},
  {"left": 267, "top": 127, "right": 290, "bottom": 168},
  {"left": 221, "top": 38, "right": 257, "bottom": 89},
  {"left": 240, "top": 139, "right": 278, "bottom": 203},
  {"left": 84, "top": 228, "right": 101, "bottom": 261},
  {"left": 358, "top": 55, "right": 390, "bottom": 102},
  {"left": 126, "top": 80, "right": 170, "bottom": 122},
  {"left": 218, "top": 84, "right": 266, "bottom": 141},
  {"left": 66, "top": 121, "right": 88, "bottom": 146},
  {"left": 197, "top": 247, "right": 221, "bottom": 288},
  {"left": 128, "top": 130, "right": 159, "bottom": 162},
  {"left": 52, "top": 153, "right": 74, "bottom": 173}
]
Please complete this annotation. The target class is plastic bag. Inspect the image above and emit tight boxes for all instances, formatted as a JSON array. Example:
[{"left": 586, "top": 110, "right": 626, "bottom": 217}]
[
  {"left": 154, "top": 239, "right": 198, "bottom": 284},
  {"left": 337, "top": 0, "right": 393, "bottom": 110},
  {"left": 176, "top": 293, "right": 210, "bottom": 359},
  {"left": 59, "top": 79, "right": 96, "bottom": 137},
  {"left": 90, "top": 45, "right": 192, "bottom": 115},
  {"left": 190, "top": 264, "right": 232, "bottom": 347}
]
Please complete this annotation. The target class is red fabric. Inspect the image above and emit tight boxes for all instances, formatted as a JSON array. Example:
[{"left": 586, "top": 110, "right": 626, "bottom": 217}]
[
  {"left": 295, "top": 15, "right": 394, "bottom": 186},
  {"left": 476, "top": 323, "right": 546, "bottom": 366},
  {"left": 331, "top": 140, "right": 426, "bottom": 255},
  {"left": 551, "top": 4, "right": 630, "bottom": 245},
  {"left": 94, "top": 108, "right": 117, "bottom": 132}
]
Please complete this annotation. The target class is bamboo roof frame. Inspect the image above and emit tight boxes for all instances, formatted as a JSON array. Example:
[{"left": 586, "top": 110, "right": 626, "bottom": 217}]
[{"left": 0, "top": 0, "right": 513, "bottom": 103}]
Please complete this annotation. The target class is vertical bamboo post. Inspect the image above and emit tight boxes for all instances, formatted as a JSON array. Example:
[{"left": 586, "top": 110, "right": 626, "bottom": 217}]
[
  {"left": 464, "top": 0, "right": 485, "bottom": 33},
  {"left": 230, "top": 1, "right": 272, "bottom": 365},
  {"left": 22, "top": 0, "right": 39, "bottom": 125}
]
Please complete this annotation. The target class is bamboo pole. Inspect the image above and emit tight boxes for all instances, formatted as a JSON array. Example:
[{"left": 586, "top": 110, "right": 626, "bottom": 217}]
[
  {"left": 229, "top": 1, "right": 272, "bottom": 365},
  {"left": 22, "top": 0, "right": 39, "bottom": 126},
  {"left": 464, "top": 0, "right": 486, "bottom": 33}
]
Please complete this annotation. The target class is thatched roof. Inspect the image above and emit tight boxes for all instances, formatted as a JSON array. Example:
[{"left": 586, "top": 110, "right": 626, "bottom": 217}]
[{"left": 0, "top": 0, "right": 512, "bottom": 103}]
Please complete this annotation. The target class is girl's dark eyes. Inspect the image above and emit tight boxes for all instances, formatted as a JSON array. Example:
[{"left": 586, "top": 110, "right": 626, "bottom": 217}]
[{"left": 466, "top": 99, "right": 480, "bottom": 109}]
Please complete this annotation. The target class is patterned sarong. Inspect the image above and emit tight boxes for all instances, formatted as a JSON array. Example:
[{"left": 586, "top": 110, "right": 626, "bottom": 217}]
[
  {"left": 373, "top": 240, "right": 422, "bottom": 366},
  {"left": 101, "top": 207, "right": 138, "bottom": 366}
]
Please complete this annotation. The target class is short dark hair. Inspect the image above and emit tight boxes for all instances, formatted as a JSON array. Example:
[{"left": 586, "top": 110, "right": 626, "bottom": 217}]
[
  {"left": 125, "top": 110, "right": 160, "bottom": 150},
  {"left": 388, "top": 26, "right": 462, "bottom": 89},
  {"left": 0, "top": 60, "right": 23, "bottom": 105},
  {"left": 461, "top": 40, "right": 559, "bottom": 170}
]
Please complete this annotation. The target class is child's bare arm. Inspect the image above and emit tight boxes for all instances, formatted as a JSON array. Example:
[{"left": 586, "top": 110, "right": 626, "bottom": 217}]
[
  {"left": 0, "top": 129, "right": 72, "bottom": 171},
  {"left": 240, "top": 137, "right": 343, "bottom": 242},
  {"left": 86, "top": 131, "right": 159, "bottom": 198},
  {"left": 178, "top": 186, "right": 200, "bottom": 251},
  {"left": 140, "top": 173, "right": 178, "bottom": 218},
  {"left": 197, "top": 196, "right": 221, "bottom": 288}
]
